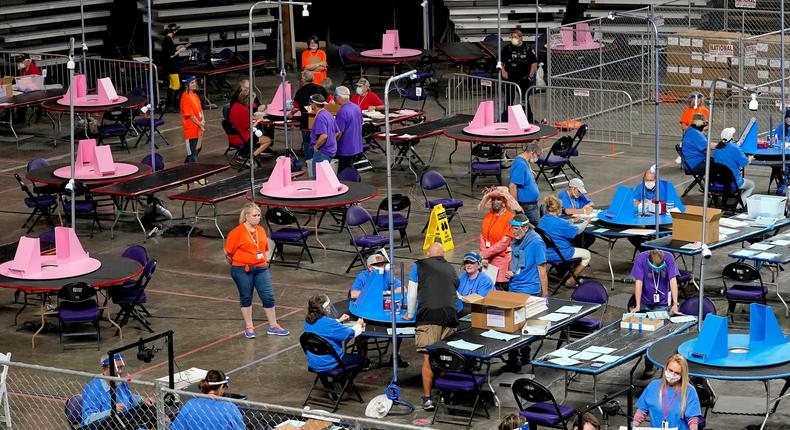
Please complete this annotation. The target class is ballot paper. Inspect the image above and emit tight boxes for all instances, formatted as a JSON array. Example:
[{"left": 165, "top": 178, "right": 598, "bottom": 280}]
[
  {"left": 772, "top": 239, "right": 790, "bottom": 246},
  {"left": 670, "top": 315, "right": 697, "bottom": 324},
  {"left": 720, "top": 217, "right": 748, "bottom": 228},
  {"left": 480, "top": 329, "right": 520, "bottom": 341},
  {"left": 583, "top": 346, "right": 617, "bottom": 355},
  {"left": 593, "top": 354, "right": 623, "bottom": 364},
  {"left": 646, "top": 311, "right": 670, "bottom": 320},
  {"left": 555, "top": 305, "right": 583, "bottom": 314},
  {"left": 731, "top": 249, "right": 760, "bottom": 258},
  {"left": 680, "top": 242, "right": 702, "bottom": 250},
  {"left": 756, "top": 252, "right": 780, "bottom": 260},
  {"left": 621, "top": 228, "right": 654, "bottom": 236},
  {"left": 395, "top": 134, "right": 417, "bottom": 140},
  {"left": 593, "top": 228, "right": 609, "bottom": 233},
  {"left": 447, "top": 339, "right": 483, "bottom": 351},
  {"left": 750, "top": 243, "right": 775, "bottom": 251},
  {"left": 482, "top": 265, "right": 499, "bottom": 283},
  {"left": 571, "top": 351, "right": 601, "bottom": 361},
  {"left": 548, "top": 357, "right": 581, "bottom": 366},
  {"left": 539, "top": 312, "right": 570, "bottom": 322},
  {"left": 387, "top": 327, "right": 415, "bottom": 335},
  {"left": 547, "top": 348, "right": 579, "bottom": 358},
  {"left": 719, "top": 227, "right": 739, "bottom": 235}
]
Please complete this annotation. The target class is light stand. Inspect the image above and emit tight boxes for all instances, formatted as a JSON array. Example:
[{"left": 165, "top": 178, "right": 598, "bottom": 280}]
[
  {"left": 146, "top": 0, "right": 157, "bottom": 170},
  {"left": 700, "top": 78, "right": 758, "bottom": 329},
  {"left": 67, "top": 38, "right": 76, "bottom": 227},
  {"left": 384, "top": 69, "right": 418, "bottom": 415},
  {"left": 248, "top": 0, "right": 312, "bottom": 195},
  {"left": 495, "top": 0, "right": 502, "bottom": 120},
  {"left": 80, "top": 0, "right": 88, "bottom": 77}
]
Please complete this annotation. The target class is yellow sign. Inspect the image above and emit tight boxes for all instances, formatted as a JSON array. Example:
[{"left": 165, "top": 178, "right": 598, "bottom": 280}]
[{"left": 423, "top": 204, "right": 454, "bottom": 251}]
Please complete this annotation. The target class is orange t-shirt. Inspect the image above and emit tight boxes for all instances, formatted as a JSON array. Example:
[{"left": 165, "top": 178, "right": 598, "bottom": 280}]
[
  {"left": 180, "top": 91, "right": 203, "bottom": 140},
  {"left": 225, "top": 224, "right": 269, "bottom": 267},
  {"left": 679, "top": 106, "right": 709, "bottom": 128},
  {"left": 481, "top": 210, "right": 514, "bottom": 245},
  {"left": 301, "top": 49, "right": 327, "bottom": 84}
]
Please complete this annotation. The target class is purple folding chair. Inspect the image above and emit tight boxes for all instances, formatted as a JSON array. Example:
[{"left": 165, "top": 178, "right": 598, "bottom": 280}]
[
  {"left": 569, "top": 280, "right": 608, "bottom": 337},
  {"left": 27, "top": 158, "right": 60, "bottom": 195},
  {"left": 64, "top": 394, "right": 83, "bottom": 429},
  {"left": 134, "top": 100, "right": 169, "bottom": 148},
  {"left": 122, "top": 245, "right": 149, "bottom": 267},
  {"left": 141, "top": 153, "right": 165, "bottom": 171},
  {"left": 429, "top": 348, "right": 490, "bottom": 428},
  {"left": 513, "top": 377, "right": 575, "bottom": 429},
  {"left": 14, "top": 173, "right": 58, "bottom": 234},
  {"left": 420, "top": 170, "right": 466, "bottom": 232},
  {"left": 722, "top": 262, "right": 766, "bottom": 320},
  {"left": 470, "top": 143, "right": 503, "bottom": 190},
  {"left": 372, "top": 194, "right": 411, "bottom": 251},
  {"left": 318, "top": 168, "right": 361, "bottom": 232},
  {"left": 344, "top": 206, "right": 388, "bottom": 273},
  {"left": 110, "top": 259, "right": 156, "bottom": 333},
  {"left": 265, "top": 207, "right": 313, "bottom": 268},
  {"left": 338, "top": 44, "right": 361, "bottom": 86},
  {"left": 534, "top": 227, "right": 582, "bottom": 295},
  {"left": 337, "top": 167, "right": 362, "bottom": 183},
  {"left": 535, "top": 135, "right": 574, "bottom": 190},
  {"left": 678, "top": 295, "right": 717, "bottom": 319},
  {"left": 58, "top": 282, "right": 100, "bottom": 350}
]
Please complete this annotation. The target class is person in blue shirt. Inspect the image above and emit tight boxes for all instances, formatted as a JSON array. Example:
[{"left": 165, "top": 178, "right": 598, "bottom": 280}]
[
  {"left": 304, "top": 294, "right": 366, "bottom": 371},
  {"left": 538, "top": 195, "right": 591, "bottom": 285},
  {"left": 81, "top": 354, "right": 156, "bottom": 427},
  {"left": 558, "top": 178, "right": 593, "bottom": 216},
  {"left": 506, "top": 213, "right": 547, "bottom": 297},
  {"left": 170, "top": 370, "right": 245, "bottom": 430},
  {"left": 634, "top": 354, "right": 702, "bottom": 430},
  {"left": 350, "top": 253, "right": 402, "bottom": 300},
  {"left": 632, "top": 166, "right": 686, "bottom": 212},
  {"left": 771, "top": 108, "right": 790, "bottom": 143},
  {"left": 509, "top": 142, "right": 542, "bottom": 226},
  {"left": 680, "top": 114, "right": 709, "bottom": 174},
  {"left": 714, "top": 127, "right": 755, "bottom": 202},
  {"left": 457, "top": 251, "right": 495, "bottom": 298}
]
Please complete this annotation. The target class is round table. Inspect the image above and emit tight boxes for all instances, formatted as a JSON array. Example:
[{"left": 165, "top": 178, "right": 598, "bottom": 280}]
[
  {"left": 345, "top": 51, "right": 424, "bottom": 66},
  {"left": 252, "top": 182, "right": 378, "bottom": 209},
  {"left": 443, "top": 122, "right": 559, "bottom": 163},
  {"left": 647, "top": 332, "right": 790, "bottom": 428},
  {"left": 26, "top": 161, "right": 151, "bottom": 187},
  {"left": 0, "top": 254, "right": 143, "bottom": 348},
  {"left": 41, "top": 95, "right": 147, "bottom": 145}
]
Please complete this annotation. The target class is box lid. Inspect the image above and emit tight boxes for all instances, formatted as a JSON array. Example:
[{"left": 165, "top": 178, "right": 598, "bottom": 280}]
[
  {"left": 481, "top": 290, "right": 529, "bottom": 309},
  {"left": 670, "top": 205, "right": 722, "bottom": 222}
]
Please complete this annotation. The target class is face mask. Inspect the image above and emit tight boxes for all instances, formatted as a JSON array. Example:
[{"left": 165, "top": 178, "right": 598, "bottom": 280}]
[
  {"left": 375, "top": 267, "right": 384, "bottom": 275},
  {"left": 511, "top": 39, "right": 519, "bottom": 46},
  {"left": 644, "top": 181, "right": 656, "bottom": 191},
  {"left": 664, "top": 370, "right": 681, "bottom": 384},
  {"left": 492, "top": 201, "right": 504, "bottom": 211},
  {"left": 17, "top": 63, "right": 25, "bottom": 70},
  {"left": 356, "top": 87, "right": 364, "bottom": 96}
]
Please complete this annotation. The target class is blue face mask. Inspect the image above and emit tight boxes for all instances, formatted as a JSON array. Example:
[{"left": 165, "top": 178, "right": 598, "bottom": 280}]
[
  {"left": 648, "top": 261, "right": 666, "bottom": 271},
  {"left": 356, "top": 87, "right": 364, "bottom": 96}
]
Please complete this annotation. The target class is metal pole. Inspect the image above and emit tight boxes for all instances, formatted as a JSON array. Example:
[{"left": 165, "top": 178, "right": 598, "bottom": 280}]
[
  {"left": 422, "top": 0, "right": 430, "bottom": 51},
  {"left": 496, "top": 0, "right": 502, "bottom": 120},
  {"left": 68, "top": 38, "right": 76, "bottom": 227},
  {"left": 80, "top": 0, "right": 88, "bottom": 75},
  {"left": 781, "top": 0, "right": 786, "bottom": 174},
  {"left": 147, "top": 0, "right": 156, "bottom": 171}
]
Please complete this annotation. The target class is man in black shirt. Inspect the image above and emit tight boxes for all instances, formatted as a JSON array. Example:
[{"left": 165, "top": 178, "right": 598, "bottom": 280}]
[
  {"left": 159, "top": 24, "right": 186, "bottom": 112},
  {"left": 500, "top": 29, "right": 537, "bottom": 123},
  {"left": 406, "top": 242, "right": 459, "bottom": 411},
  {"left": 289, "top": 70, "right": 328, "bottom": 160}
]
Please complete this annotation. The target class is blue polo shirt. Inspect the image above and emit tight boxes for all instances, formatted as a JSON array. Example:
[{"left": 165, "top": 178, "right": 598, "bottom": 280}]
[
  {"left": 713, "top": 141, "right": 749, "bottom": 187},
  {"left": 310, "top": 108, "right": 338, "bottom": 157},
  {"left": 632, "top": 179, "right": 686, "bottom": 212},
  {"left": 335, "top": 102, "right": 363, "bottom": 156},
  {"left": 538, "top": 213, "right": 579, "bottom": 261},
  {"left": 508, "top": 229, "right": 547, "bottom": 294},
  {"left": 350, "top": 269, "right": 402, "bottom": 295},
  {"left": 303, "top": 316, "right": 354, "bottom": 372},
  {"left": 558, "top": 189, "right": 591, "bottom": 212},
  {"left": 636, "top": 379, "right": 701, "bottom": 430},
  {"left": 509, "top": 156, "right": 539, "bottom": 203},
  {"left": 681, "top": 127, "right": 708, "bottom": 170},
  {"left": 457, "top": 271, "right": 494, "bottom": 297}
]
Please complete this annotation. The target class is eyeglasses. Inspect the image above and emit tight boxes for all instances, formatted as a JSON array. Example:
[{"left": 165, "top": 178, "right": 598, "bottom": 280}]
[{"left": 463, "top": 261, "right": 478, "bottom": 265}]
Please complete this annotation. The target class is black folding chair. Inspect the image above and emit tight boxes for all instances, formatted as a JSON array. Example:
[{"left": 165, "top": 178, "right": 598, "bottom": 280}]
[
  {"left": 265, "top": 207, "right": 313, "bottom": 268},
  {"left": 708, "top": 162, "right": 745, "bottom": 212},
  {"left": 110, "top": 259, "right": 156, "bottom": 333},
  {"left": 534, "top": 227, "right": 582, "bottom": 295},
  {"left": 677, "top": 144, "right": 705, "bottom": 197},
  {"left": 535, "top": 136, "right": 574, "bottom": 190},
  {"left": 299, "top": 332, "right": 365, "bottom": 412}
]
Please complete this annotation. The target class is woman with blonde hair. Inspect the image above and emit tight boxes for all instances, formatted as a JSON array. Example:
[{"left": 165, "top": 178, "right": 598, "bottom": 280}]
[
  {"left": 478, "top": 186, "right": 521, "bottom": 289},
  {"left": 634, "top": 354, "right": 702, "bottom": 429},
  {"left": 537, "top": 195, "right": 591, "bottom": 286},
  {"left": 170, "top": 370, "right": 244, "bottom": 430},
  {"left": 224, "top": 203, "right": 288, "bottom": 338}
]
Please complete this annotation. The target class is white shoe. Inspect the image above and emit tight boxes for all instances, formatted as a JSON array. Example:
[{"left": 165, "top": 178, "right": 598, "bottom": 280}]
[{"left": 675, "top": 156, "right": 682, "bottom": 164}]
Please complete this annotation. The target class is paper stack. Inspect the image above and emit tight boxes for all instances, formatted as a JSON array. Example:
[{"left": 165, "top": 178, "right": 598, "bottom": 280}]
[{"left": 524, "top": 296, "right": 549, "bottom": 319}]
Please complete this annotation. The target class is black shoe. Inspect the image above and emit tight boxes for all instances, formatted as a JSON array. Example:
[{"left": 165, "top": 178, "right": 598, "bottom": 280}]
[
  {"left": 422, "top": 396, "right": 435, "bottom": 411},
  {"left": 640, "top": 369, "right": 656, "bottom": 380},
  {"left": 397, "top": 357, "right": 410, "bottom": 368}
]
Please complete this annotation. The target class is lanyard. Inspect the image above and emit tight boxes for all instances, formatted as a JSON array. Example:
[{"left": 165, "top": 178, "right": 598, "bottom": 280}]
[
  {"left": 484, "top": 211, "right": 505, "bottom": 240},
  {"left": 662, "top": 386, "right": 679, "bottom": 421},
  {"left": 245, "top": 226, "right": 260, "bottom": 252},
  {"left": 463, "top": 275, "right": 480, "bottom": 295},
  {"left": 652, "top": 271, "right": 664, "bottom": 300}
]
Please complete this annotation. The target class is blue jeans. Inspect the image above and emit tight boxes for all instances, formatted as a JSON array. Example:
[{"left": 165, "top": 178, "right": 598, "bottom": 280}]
[
  {"left": 302, "top": 131, "right": 313, "bottom": 160},
  {"left": 639, "top": 304, "right": 669, "bottom": 312},
  {"left": 185, "top": 138, "right": 199, "bottom": 163},
  {"left": 518, "top": 201, "right": 540, "bottom": 226},
  {"left": 312, "top": 150, "right": 333, "bottom": 177},
  {"left": 230, "top": 265, "right": 275, "bottom": 308}
]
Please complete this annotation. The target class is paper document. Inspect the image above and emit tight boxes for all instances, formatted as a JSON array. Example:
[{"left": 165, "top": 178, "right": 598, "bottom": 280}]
[
  {"left": 583, "top": 346, "right": 617, "bottom": 354},
  {"left": 548, "top": 357, "right": 581, "bottom": 366},
  {"left": 555, "top": 305, "right": 583, "bottom": 314},
  {"left": 750, "top": 243, "right": 775, "bottom": 250},
  {"left": 771, "top": 239, "right": 790, "bottom": 246},
  {"left": 480, "top": 329, "right": 520, "bottom": 341},
  {"left": 539, "top": 312, "right": 570, "bottom": 322},
  {"left": 459, "top": 314, "right": 473, "bottom": 322},
  {"left": 486, "top": 309, "right": 506, "bottom": 328},
  {"left": 734, "top": 213, "right": 751, "bottom": 219},
  {"left": 731, "top": 249, "right": 760, "bottom": 257},
  {"left": 446, "top": 339, "right": 483, "bottom": 351},
  {"left": 593, "top": 354, "right": 623, "bottom": 364},
  {"left": 670, "top": 315, "right": 697, "bottom": 324},
  {"left": 387, "top": 327, "right": 415, "bottom": 335},
  {"left": 756, "top": 252, "right": 780, "bottom": 260},
  {"left": 680, "top": 242, "right": 702, "bottom": 250},
  {"left": 395, "top": 134, "right": 417, "bottom": 139},
  {"left": 720, "top": 217, "right": 748, "bottom": 228},
  {"left": 646, "top": 311, "right": 670, "bottom": 320},
  {"left": 621, "top": 228, "right": 654, "bottom": 236},
  {"left": 719, "top": 227, "right": 739, "bottom": 235},
  {"left": 482, "top": 265, "right": 499, "bottom": 283},
  {"left": 547, "top": 348, "right": 579, "bottom": 358},
  {"left": 571, "top": 351, "right": 601, "bottom": 361},
  {"left": 593, "top": 228, "right": 609, "bottom": 233},
  {"left": 619, "top": 427, "right": 676, "bottom": 430}
]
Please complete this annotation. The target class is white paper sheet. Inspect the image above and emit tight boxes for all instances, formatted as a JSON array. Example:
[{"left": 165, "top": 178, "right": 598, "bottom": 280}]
[
  {"left": 539, "top": 312, "right": 570, "bottom": 322},
  {"left": 772, "top": 239, "right": 790, "bottom": 246},
  {"left": 720, "top": 217, "right": 748, "bottom": 228},
  {"left": 750, "top": 243, "right": 775, "bottom": 250},
  {"left": 593, "top": 228, "right": 609, "bottom": 233},
  {"left": 555, "top": 305, "right": 583, "bottom": 314},
  {"left": 593, "top": 354, "right": 623, "bottom": 364},
  {"left": 571, "top": 351, "right": 601, "bottom": 361},
  {"left": 731, "top": 249, "right": 760, "bottom": 257},
  {"left": 670, "top": 315, "right": 697, "bottom": 324},
  {"left": 680, "top": 242, "right": 702, "bottom": 250},
  {"left": 756, "top": 252, "right": 780, "bottom": 260},
  {"left": 547, "top": 348, "right": 579, "bottom": 358},
  {"left": 446, "top": 339, "right": 483, "bottom": 351},
  {"left": 480, "top": 329, "right": 520, "bottom": 341},
  {"left": 387, "top": 327, "right": 415, "bottom": 335},
  {"left": 621, "top": 228, "right": 654, "bottom": 236},
  {"left": 487, "top": 309, "right": 506, "bottom": 328},
  {"left": 583, "top": 346, "right": 617, "bottom": 354},
  {"left": 719, "top": 227, "right": 739, "bottom": 235},
  {"left": 548, "top": 357, "right": 581, "bottom": 366}
]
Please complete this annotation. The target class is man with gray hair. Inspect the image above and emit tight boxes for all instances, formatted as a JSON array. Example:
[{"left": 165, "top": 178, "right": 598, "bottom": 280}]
[
  {"left": 290, "top": 70, "right": 327, "bottom": 161},
  {"left": 334, "top": 85, "right": 364, "bottom": 170}
]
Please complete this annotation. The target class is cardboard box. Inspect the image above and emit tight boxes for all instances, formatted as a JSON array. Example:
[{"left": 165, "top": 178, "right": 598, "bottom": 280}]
[
  {"left": 469, "top": 290, "right": 530, "bottom": 333},
  {"left": 0, "top": 77, "right": 13, "bottom": 99},
  {"left": 620, "top": 316, "right": 664, "bottom": 331},
  {"left": 671, "top": 205, "right": 722, "bottom": 243},
  {"left": 307, "top": 103, "right": 341, "bottom": 129},
  {"left": 302, "top": 419, "right": 333, "bottom": 430}
]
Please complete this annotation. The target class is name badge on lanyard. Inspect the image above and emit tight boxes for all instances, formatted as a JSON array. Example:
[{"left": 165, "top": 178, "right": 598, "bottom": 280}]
[{"left": 257, "top": 252, "right": 264, "bottom": 260}]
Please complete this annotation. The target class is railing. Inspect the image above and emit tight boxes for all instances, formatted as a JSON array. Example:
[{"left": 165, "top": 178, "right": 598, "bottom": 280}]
[{"left": 446, "top": 73, "right": 523, "bottom": 116}]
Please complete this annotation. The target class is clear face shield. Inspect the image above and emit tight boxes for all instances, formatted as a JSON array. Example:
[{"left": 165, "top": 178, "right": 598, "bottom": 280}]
[{"left": 689, "top": 93, "right": 702, "bottom": 109}]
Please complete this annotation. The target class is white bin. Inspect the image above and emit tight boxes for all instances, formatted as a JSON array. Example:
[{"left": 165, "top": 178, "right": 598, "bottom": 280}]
[{"left": 747, "top": 194, "right": 786, "bottom": 219}]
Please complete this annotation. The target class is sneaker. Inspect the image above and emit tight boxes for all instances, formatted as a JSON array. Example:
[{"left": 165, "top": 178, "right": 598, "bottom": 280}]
[
  {"left": 397, "top": 356, "right": 410, "bottom": 368},
  {"left": 267, "top": 326, "right": 290, "bottom": 336},
  {"left": 243, "top": 328, "right": 256, "bottom": 339},
  {"left": 675, "top": 156, "right": 682, "bottom": 164},
  {"left": 422, "top": 396, "right": 435, "bottom": 411},
  {"left": 197, "top": 178, "right": 207, "bottom": 186}
]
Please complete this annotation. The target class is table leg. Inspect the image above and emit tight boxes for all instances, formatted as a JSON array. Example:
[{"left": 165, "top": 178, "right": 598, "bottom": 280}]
[
  {"left": 132, "top": 198, "right": 147, "bottom": 242},
  {"left": 213, "top": 204, "right": 224, "bottom": 240},
  {"left": 760, "top": 380, "right": 771, "bottom": 430},
  {"left": 32, "top": 300, "right": 47, "bottom": 349},
  {"left": 772, "top": 264, "right": 789, "bottom": 317},
  {"left": 187, "top": 202, "right": 204, "bottom": 248},
  {"left": 483, "top": 360, "right": 501, "bottom": 410},
  {"left": 770, "top": 378, "right": 790, "bottom": 414},
  {"left": 593, "top": 374, "right": 598, "bottom": 402},
  {"left": 608, "top": 238, "right": 616, "bottom": 291},
  {"left": 313, "top": 210, "right": 327, "bottom": 251},
  {"left": 110, "top": 197, "right": 124, "bottom": 239}
]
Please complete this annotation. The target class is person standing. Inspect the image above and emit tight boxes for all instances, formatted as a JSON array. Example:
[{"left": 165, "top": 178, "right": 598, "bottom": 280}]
[
  {"left": 507, "top": 213, "right": 548, "bottom": 297},
  {"left": 634, "top": 354, "right": 702, "bottom": 430},
  {"left": 170, "top": 370, "right": 245, "bottom": 430},
  {"left": 334, "top": 86, "right": 364, "bottom": 171},
  {"left": 405, "top": 243, "right": 459, "bottom": 411},
  {"left": 301, "top": 35, "right": 328, "bottom": 85},
  {"left": 160, "top": 24, "right": 186, "bottom": 113},
  {"left": 501, "top": 29, "right": 537, "bottom": 122},
  {"left": 478, "top": 186, "right": 519, "bottom": 288},
  {"left": 309, "top": 94, "right": 338, "bottom": 175},
  {"left": 180, "top": 76, "right": 204, "bottom": 163},
  {"left": 290, "top": 71, "right": 328, "bottom": 161},
  {"left": 509, "top": 142, "right": 542, "bottom": 226},
  {"left": 224, "top": 203, "right": 289, "bottom": 338}
]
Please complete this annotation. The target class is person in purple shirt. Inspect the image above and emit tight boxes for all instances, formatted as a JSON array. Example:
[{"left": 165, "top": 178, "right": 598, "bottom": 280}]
[
  {"left": 309, "top": 94, "right": 338, "bottom": 176},
  {"left": 333, "top": 86, "right": 363, "bottom": 171}
]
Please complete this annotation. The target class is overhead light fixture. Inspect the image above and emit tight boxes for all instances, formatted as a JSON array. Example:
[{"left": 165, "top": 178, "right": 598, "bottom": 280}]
[
  {"left": 420, "top": 0, "right": 427, "bottom": 7},
  {"left": 302, "top": 4, "right": 309, "bottom": 17},
  {"left": 749, "top": 93, "right": 759, "bottom": 111},
  {"left": 607, "top": 11, "right": 615, "bottom": 20}
]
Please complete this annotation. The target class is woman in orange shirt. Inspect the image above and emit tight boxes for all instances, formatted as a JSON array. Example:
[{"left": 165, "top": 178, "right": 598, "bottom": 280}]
[
  {"left": 301, "top": 35, "right": 327, "bottom": 85},
  {"left": 225, "top": 203, "right": 289, "bottom": 338},
  {"left": 478, "top": 186, "right": 521, "bottom": 288},
  {"left": 180, "top": 76, "right": 204, "bottom": 163}
]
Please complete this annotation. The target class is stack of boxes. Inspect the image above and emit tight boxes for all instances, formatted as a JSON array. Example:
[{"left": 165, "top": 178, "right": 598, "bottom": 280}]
[
  {"left": 663, "top": 29, "right": 743, "bottom": 97},
  {"left": 738, "top": 34, "right": 790, "bottom": 95}
]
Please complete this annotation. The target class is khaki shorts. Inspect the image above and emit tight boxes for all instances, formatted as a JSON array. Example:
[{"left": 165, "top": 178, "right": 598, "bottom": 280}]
[{"left": 415, "top": 324, "right": 456, "bottom": 352}]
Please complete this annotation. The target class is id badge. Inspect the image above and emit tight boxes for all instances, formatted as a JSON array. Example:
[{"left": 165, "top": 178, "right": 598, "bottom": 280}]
[
  {"left": 654, "top": 293, "right": 660, "bottom": 304},
  {"left": 256, "top": 252, "right": 264, "bottom": 260},
  {"left": 662, "top": 420, "right": 669, "bottom": 429},
  {"left": 485, "top": 241, "right": 491, "bottom": 248}
]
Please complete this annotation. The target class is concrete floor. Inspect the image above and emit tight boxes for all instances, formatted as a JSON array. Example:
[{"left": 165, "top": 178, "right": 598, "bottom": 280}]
[{"left": 1, "top": 67, "right": 789, "bottom": 430}]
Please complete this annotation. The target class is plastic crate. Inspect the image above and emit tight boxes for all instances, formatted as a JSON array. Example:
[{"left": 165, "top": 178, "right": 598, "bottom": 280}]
[{"left": 747, "top": 194, "right": 786, "bottom": 219}]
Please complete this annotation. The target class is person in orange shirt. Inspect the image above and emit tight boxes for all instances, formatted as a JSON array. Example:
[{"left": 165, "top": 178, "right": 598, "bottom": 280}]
[
  {"left": 301, "top": 35, "right": 327, "bottom": 85},
  {"left": 477, "top": 186, "right": 521, "bottom": 289},
  {"left": 224, "top": 203, "right": 289, "bottom": 338},
  {"left": 180, "top": 76, "right": 204, "bottom": 163},
  {"left": 677, "top": 92, "right": 709, "bottom": 165}
]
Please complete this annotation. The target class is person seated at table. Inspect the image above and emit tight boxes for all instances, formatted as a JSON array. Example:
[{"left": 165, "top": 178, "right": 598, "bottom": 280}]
[
  {"left": 714, "top": 126, "right": 755, "bottom": 203},
  {"left": 632, "top": 165, "right": 684, "bottom": 211},
  {"left": 573, "top": 412, "right": 601, "bottom": 430},
  {"left": 82, "top": 354, "right": 156, "bottom": 427},
  {"left": 290, "top": 71, "right": 328, "bottom": 161},
  {"left": 634, "top": 354, "right": 702, "bottom": 430},
  {"left": 17, "top": 54, "right": 41, "bottom": 76},
  {"left": 228, "top": 81, "right": 273, "bottom": 161},
  {"left": 170, "top": 370, "right": 244, "bottom": 430},
  {"left": 681, "top": 114, "right": 709, "bottom": 174},
  {"left": 676, "top": 92, "right": 708, "bottom": 165},
  {"left": 457, "top": 252, "right": 495, "bottom": 299},
  {"left": 302, "top": 35, "right": 328, "bottom": 85},
  {"left": 478, "top": 186, "right": 519, "bottom": 289},
  {"left": 538, "top": 195, "right": 591, "bottom": 286},
  {"left": 350, "top": 253, "right": 401, "bottom": 300},
  {"left": 558, "top": 178, "right": 593, "bottom": 216},
  {"left": 351, "top": 78, "right": 385, "bottom": 112},
  {"left": 322, "top": 76, "right": 335, "bottom": 104},
  {"left": 772, "top": 108, "right": 790, "bottom": 143}
]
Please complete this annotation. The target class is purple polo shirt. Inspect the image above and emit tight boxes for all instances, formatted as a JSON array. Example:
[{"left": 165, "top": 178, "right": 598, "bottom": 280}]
[
  {"left": 335, "top": 102, "right": 363, "bottom": 157},
  {"left": 311, "top": 108, "right": 338, "bottom": 157},
  {"left": 630, "top": 251, "right": 680, "bottom": 307}
]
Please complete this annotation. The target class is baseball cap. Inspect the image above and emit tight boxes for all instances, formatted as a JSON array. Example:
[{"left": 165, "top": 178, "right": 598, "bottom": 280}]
[
  {"left": 510, "top": 213, "right": 530, "bottom": 227},
  {"left": 185, "top": 75, "right": 197, "bottom": 84},
  {"left": 100, "top": 353, "right": 124, "bottom": 367},
  {"left": 568, "top": 178, "right": 587, "bottom": 194},
  {"left": 720, "top": 127, "right": 736, "bottom": 141},
  {"left": 367, "top": 253, "right": 387, "bottom": 267},
  {"left": 463, "top": 252, "right": 481, "bottom": 264},
  {"left": 309, "top": 94, "right": 326, "bottom": 105},
  {"left": 335, "top": 86, "right": 350, "bottom": 98},
  {"left": 356, "top": 78, "right": 370, "bottom": 88}
]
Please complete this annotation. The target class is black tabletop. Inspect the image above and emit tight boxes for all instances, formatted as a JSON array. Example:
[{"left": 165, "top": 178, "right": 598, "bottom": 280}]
[
  {"left": 443, "top": 123, "right": 559, "bottom": 143},
  {"left": 0, "top": 88, "right": 66, "bottom": 108},
  {"left": 383, "top": 114, "right": 473, "bottom": 140},
  {"left": 253, "top": 182, "right": 377, "bottom": 209},
  {"left": 26, "top": 162, "right": 151, "bottom": 187},
  {"left": 41, "top": 95, "right": 146, "bottom": 113},
  {"left": 0, "top": 255, "right": 142, "bottom": 292},
  {"left": 532, "top": 319, "right": 696, "bottom": 375},
  {"left": 586, "top": 219, "right": 672, "bottom": 239},
  {"left": 91, "top": 163, "right": 230, "bottom": 197},
  {"left": 647, "top": 332, "right": 790, "bottom": 380},
  {"left": 333, "top": 299, "right": 474, "bottom": 339},
  {"left": 430, "top": 298, "right": 600, "bottom": 360},
  {"left": 642, "top": 226, "right": 767, "bottom": 256},
  {"left": 437, "top": 42, "right": 491, "bottom": 61},
  {"left": 168, "top": 173, "right": 267, "bottom": 204}
]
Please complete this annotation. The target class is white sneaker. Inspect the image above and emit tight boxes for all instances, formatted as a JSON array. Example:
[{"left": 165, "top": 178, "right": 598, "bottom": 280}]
[{"left": 675, "top": 156, "right": 682, "bottom": 164}]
